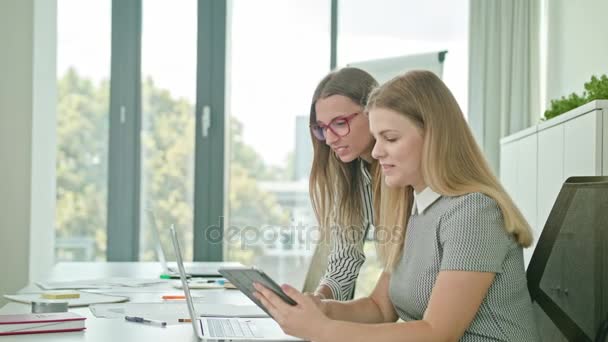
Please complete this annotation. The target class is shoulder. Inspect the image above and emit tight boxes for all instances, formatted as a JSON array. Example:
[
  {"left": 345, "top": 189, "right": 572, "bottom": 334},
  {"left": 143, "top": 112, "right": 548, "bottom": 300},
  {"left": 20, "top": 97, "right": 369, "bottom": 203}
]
[
  {"left": 442, "top": 192, "right": 501, "bottom": 220},
  {"left": 438, "top": 192, "right": 509, "bottom": 241},
  {"left": 437, "top": 193, "right": 514, "bottom": 272}
]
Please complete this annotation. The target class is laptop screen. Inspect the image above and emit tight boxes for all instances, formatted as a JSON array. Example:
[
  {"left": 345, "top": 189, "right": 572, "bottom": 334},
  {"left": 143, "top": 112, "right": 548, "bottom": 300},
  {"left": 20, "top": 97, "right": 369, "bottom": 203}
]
[
  {"left": 169, "top": 225, "right": 200, "bottom": 334},
  {"left": 145, "top": 209, "right": 170, "bottom": 273}
]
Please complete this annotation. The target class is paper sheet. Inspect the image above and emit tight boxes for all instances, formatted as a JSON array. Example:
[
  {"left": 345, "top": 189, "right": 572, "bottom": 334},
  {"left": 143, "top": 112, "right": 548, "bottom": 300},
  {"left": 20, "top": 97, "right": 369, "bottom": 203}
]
[
  {"left": 4, "top": 291, "right": 129, "bottom": 307},
  {"left": 37, "top": 278, "right": 166, "bottom": 290}
]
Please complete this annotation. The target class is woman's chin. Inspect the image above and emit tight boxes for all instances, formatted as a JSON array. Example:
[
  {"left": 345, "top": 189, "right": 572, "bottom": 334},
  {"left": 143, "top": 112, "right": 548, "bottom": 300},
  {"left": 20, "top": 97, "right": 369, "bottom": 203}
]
[
  {"left": 337, "top": 153, "right": 357, "bottom": 163},
  {"left": 384, "top": 176, "right": 404, "bottom": 188}
]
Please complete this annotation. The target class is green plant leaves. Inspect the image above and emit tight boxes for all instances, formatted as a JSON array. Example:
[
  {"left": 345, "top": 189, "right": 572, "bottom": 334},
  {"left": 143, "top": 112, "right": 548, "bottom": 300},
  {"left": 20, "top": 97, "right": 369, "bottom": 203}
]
[
  {"left": 585, "top": 75, "right": 608, "bottom": 101},
  {"left": 543, "top": 74, "right": 608, "bottom": 121}
]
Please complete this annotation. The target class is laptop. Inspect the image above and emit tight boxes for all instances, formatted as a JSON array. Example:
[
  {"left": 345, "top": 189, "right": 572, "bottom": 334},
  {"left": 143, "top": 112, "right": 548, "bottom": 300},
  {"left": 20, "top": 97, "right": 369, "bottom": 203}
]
[
  {"left": 146, "top": 209, "right": 241, "bottom": 277},
  {"left": 169, "top": 225, "right": 304, "bottom": 341}
]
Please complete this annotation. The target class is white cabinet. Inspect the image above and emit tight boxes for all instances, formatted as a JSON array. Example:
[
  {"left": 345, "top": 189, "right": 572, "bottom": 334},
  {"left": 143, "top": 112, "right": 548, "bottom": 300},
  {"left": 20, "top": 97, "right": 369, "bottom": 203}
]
[
  {"left": 563, "top": 110, "right": 603, "bottom": 177},
  {"left": 498, "top": 127, "right": 538, "bottom": 266},
  {"left": 500, "top": 100, "right": 608, "bottom": 268},
  {"left": 516, "top": 134, "right": 538, "bottom": 230},
  {"left": 536, "top": 124, "right": 564, "bottom": 237},
  {"left": 499, "top": 140, "right": 517, "bottom": 195},
  {"left": 516, "top": 134, "right": 538, "bottom": 266}
]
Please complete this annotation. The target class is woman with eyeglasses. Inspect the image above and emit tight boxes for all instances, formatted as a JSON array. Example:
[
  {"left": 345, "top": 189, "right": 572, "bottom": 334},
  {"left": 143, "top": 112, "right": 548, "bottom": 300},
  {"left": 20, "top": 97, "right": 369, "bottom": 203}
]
[
  {"left": 307, "top": 67, "right": 379, "bottom": 302},
  {"left": 254, "top": 71, "right": 540, "bottom": 341}
]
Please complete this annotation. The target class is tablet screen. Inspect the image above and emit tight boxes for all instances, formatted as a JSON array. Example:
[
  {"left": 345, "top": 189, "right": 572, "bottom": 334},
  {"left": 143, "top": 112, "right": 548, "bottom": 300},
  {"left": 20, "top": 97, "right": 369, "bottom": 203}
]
[{"left": 218, "top": 267, "right": 297, "bottom": 317}]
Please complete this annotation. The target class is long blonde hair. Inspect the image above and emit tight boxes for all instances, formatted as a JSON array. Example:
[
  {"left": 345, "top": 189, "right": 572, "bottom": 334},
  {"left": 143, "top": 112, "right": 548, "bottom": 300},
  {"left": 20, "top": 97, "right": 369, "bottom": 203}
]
[
  {"left": 368, "top": 70, "right": 533, "bottom": 271},
  {"left": 309, "top": 68, "right": 378, "bottom": 240}
]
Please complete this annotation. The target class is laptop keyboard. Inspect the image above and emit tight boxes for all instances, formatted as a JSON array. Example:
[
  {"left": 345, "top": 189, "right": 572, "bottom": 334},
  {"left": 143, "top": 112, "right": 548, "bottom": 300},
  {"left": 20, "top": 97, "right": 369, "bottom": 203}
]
[{"left": 206, "top": 318, "right": 261, "bottom": 338}]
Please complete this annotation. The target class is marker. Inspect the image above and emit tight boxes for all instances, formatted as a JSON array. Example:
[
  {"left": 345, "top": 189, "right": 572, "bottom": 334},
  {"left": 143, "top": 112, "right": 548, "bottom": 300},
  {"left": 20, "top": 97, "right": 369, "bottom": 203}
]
[
  {"left": 162, "top": 295, "right": 186, "bottom": 300},
  {"left": 160, "top": 273, "right": 191, "bottom": 279},
  {"left": 125, "top": 316, "right": 167, "bottom": 328}
]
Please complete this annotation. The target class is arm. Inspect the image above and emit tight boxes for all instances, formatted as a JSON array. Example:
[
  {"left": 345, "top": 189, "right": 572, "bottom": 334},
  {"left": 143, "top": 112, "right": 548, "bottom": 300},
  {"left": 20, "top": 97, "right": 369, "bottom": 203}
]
[
  {"left": 255, "top": 270, "right": 494, "bottom": 342},
  {"left": 319, "top": 270, "right": 495, "bottom": 342},
  {"left": 316, "top": 224, "right": 367, "bottom": 300},
  {"left": 313, "top": 284, "right": 333, "bottom": 300},
  {"left": 322, "top": 272, "right": 397, "bottom": 323}
]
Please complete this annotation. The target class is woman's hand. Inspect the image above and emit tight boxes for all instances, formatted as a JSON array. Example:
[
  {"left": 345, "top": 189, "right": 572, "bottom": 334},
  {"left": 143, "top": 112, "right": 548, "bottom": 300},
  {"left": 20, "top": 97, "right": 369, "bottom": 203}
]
[
  {"left": 253, "top": 283, "right": 332, "bottom": 341},
  {"left": 305, "top": 292, "right": 330, "bottom": 315}
]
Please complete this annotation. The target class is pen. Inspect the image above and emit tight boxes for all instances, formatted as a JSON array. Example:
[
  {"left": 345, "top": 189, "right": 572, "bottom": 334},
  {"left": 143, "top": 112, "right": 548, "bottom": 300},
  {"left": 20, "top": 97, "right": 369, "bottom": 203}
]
[
  {"left": 178, "top": 318, "right": 192, "bottom": 323},
  {"left": 160, "top": 273, "right": 190, "bottom": 279},
  {"left": 162, "top": 295, "right": 185, "bottom": 300},
  {"left": 125, "top": 315, "right": 167, "bottom": 327}
]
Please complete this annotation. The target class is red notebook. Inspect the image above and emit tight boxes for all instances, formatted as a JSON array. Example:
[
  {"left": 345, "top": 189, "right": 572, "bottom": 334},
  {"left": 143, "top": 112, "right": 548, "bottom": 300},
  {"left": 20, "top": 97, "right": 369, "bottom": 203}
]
[{"left": 0, "top": 312, "right": 86, "bottom": 336}]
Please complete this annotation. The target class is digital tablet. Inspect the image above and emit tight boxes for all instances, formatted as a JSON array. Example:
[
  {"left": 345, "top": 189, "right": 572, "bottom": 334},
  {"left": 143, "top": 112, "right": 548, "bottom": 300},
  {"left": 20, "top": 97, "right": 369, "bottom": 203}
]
[{"left": 218, "top": 267, "right": 297, "bottom": 317}]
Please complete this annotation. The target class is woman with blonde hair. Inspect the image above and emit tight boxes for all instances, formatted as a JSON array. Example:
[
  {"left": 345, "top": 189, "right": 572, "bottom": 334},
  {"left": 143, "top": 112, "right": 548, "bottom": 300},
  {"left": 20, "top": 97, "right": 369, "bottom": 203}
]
[
  {"left": 307, "top": 67, "right": 379, "bottom": 301},
  {"left": 254, "top": 70, "right": 540, "bottom": 341}
]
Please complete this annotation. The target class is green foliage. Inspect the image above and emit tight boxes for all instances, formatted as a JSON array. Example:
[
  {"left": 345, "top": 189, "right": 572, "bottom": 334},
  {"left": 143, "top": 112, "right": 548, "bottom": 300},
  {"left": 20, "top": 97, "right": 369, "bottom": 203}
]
[
  {"left": 139, "top": 76, "right": 197, "bottom": 260},
  {"left": 544, "top": 74, "right": 608, "bottom": 121},
  {"left": 56, "top": 68, "right": 109, "bottom": 260},
  {"left": 57, "top": 70, "right": 292, "bottom": 262},
  {"left": 543, "top": 92, "right": 587, "bottom": 120},
  {"left": 585, "top": 75, "right": 608, "bottom": 101}
]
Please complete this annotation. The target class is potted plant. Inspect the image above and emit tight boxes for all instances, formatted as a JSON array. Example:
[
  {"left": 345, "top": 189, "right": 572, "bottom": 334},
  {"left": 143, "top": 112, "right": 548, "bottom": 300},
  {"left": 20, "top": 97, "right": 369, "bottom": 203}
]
[{"left": 544, "top": 74, "right": 608, "bottom": 121}]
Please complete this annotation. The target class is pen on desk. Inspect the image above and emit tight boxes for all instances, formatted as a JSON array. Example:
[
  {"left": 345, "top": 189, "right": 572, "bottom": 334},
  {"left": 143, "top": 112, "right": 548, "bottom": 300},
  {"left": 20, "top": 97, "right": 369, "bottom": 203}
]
[
  {"left": 160, "top": 273, "right": 190, "bottom": 279},
  {"left": 125, "top": 315, "right": 167, "bottom": 327},
  {"left": 162, "top": 295, "right": 186, "bottom": 300}
]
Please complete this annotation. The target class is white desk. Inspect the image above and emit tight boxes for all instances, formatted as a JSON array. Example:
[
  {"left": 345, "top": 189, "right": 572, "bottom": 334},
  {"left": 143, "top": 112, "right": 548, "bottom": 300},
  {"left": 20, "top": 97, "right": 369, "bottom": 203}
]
[{"left": 0, "top": 262, "right": 257, "bottom": 341}]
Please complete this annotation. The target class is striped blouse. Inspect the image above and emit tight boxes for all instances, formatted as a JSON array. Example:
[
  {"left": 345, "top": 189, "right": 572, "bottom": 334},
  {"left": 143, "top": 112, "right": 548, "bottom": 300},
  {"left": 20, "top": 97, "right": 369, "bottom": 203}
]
[{"left": 319, "top": 159, "right": 374, "bottom": 300}]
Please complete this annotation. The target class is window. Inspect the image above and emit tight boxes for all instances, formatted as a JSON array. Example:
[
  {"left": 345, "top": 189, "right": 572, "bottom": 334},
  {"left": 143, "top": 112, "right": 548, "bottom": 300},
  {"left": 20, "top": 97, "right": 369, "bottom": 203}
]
[
  {"left": 338, "top": 0, "right": 469, "bottom": 115},
  {"left": 139, "top": 1, "right": 197, "bottom": 262},
  {"left": 337, "top": 0, "right": 470, "bottom": 297},
  {"left": 55, "top": 0, "right": 111, "bottom": 261},
  {"left": 225, "top": 0, "right": 330, "bottom": 286}
]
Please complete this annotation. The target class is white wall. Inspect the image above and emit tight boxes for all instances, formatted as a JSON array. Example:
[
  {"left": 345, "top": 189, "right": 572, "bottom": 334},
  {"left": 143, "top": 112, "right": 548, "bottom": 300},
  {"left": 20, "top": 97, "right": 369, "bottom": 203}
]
[
  {"left": 0, "top": 0, "right": 57, "bottom": 306},
  {"left": 30, "top": 0, "right": 57, "bottom": 287},
  {"left": 545, "top": 0, "right": 608, "bottom": 106}
]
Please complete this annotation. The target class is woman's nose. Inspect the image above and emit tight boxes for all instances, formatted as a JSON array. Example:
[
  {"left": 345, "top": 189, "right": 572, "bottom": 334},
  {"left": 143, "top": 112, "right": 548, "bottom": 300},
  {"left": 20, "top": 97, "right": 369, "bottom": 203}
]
[
  {"left": 324, "top": 128, "right": 340, "bottom": 145},
  {"left": 371, "top": 141, "right": 384, "bottom": 159}
]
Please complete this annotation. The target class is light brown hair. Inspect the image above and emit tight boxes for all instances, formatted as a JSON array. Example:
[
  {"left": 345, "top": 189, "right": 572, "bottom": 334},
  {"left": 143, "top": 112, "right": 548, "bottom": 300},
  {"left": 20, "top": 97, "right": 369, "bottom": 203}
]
[
  {"left": 367, "top": 70, "right": 533, "bottom": 270},
  {"left": 309, "top": 67, "right": 378, "bottom": 240}
]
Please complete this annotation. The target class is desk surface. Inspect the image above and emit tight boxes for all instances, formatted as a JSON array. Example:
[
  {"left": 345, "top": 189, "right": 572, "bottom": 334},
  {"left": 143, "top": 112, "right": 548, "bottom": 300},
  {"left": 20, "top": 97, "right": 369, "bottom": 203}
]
[{"left": 0, "top": 262, "right": 258, "bottom": 341}]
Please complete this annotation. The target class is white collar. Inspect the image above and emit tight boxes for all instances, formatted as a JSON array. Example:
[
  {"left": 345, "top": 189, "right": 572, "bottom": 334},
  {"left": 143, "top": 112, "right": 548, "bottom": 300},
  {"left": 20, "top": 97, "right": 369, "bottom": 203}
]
[{"left": 412, "top": 187, "right": 441, "bottom": 215}]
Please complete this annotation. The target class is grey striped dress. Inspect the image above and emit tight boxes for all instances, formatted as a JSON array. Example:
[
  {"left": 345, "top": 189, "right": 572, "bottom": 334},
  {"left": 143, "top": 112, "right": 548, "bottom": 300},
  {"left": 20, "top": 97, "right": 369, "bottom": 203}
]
[
  {"left": 389, "top": 190, "right": 540, "bottom": 341},
  {"left": 319, "top": 159, "right": 374, "bottom": 300}
]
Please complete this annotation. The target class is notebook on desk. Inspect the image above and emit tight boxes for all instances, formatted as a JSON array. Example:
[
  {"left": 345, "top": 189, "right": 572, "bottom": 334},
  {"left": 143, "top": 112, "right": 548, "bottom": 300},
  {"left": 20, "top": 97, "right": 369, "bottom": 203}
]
[{"left": 0, "top": 312, "right": 85, "bottom": 336}]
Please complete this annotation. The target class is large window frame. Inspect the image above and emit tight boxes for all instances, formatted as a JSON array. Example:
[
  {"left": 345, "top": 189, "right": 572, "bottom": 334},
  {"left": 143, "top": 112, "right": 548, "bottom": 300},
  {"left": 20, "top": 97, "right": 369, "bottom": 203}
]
[{"left": 104, "top": 0, "right": 338, "bottom": 261}]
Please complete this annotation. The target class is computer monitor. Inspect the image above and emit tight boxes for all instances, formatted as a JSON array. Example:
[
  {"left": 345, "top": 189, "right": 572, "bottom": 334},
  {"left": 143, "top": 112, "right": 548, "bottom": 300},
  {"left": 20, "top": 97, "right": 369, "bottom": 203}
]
[{"left": 527, "top": 176, "right": 608, "bottom": 342}]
